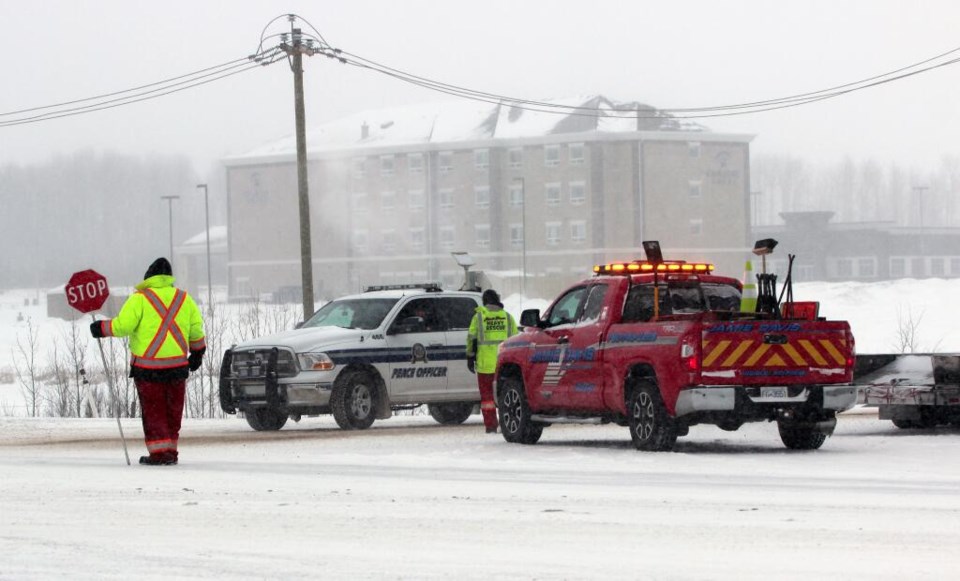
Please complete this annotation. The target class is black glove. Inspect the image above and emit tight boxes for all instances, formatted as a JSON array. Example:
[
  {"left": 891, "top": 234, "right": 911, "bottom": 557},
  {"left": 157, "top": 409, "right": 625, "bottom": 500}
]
[
  {"left": 188, "top": 348, "right": 205, "bottom": 372},
  {"left": 89, "top": 321, "right": 105, "bottom": 339},
  {"left": 467, "top": 357, "right": 476, "bottom": 374}
]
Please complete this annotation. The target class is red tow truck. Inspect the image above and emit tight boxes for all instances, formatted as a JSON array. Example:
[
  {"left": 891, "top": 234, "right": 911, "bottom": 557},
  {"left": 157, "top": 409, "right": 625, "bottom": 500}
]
[{"left": 495, "top": 245, "right": 858, "bottom": 451}]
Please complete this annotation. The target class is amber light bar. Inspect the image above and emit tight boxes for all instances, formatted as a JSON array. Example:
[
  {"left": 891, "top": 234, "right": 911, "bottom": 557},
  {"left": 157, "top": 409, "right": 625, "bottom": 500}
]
[{"left": 593, "top": 260, "right": 714, "bottom": 274}]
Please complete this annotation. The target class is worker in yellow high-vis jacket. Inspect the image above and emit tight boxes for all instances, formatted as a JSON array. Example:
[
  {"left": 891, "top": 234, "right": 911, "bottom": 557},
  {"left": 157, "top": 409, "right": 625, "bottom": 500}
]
[
  {"left": 466, "top": 289, "right": 517, "bottom": 433},
  {"left": 90, "top": 257, "right": 205, "bottom": 465}
]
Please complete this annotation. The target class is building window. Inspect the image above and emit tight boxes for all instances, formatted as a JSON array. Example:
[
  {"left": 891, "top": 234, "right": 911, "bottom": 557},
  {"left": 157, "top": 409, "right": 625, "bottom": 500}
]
[
  {"left": 570, "top": 220, "right": 586, "bottom": 243},
  {"left": 508, "top": 148, "right": 523, "bottom": 169},
  {"left": 930, "top": 257, "right": 945, "bottom": 276},
  {"left": 380, "top": 155, "right": 395, "bottom": 176},
  {"left": 510, "top": 224, "right": 524, "bottom": 246},
  {"left": 545, "top": 144, "right": 560, "bottom": 167},
  {"left": 689, "top": 180, "right": 702, "bottom": 198},
  {"left": 836, "top": 258, "right": 853, "bottom": 278},
  {"left": 509, "top": 183, "right": 524, "bottom": 206},
  {"left": 569, "top": 143, "right": 585, "bottom": 165},
  {"left": 408, "top": 189, "right": 425, "bottom": 209},
  {"left": 570, "top": 181, "right": 586, "bottom": 205},
  {"left": 689, "top": 218, "right": 703, "bottom": 236},
  {"left": 910, "top": 257, "right": 925, "bottom": 277},
  {"left": 688, "top": 142, "right": 701, "bottom": 158},
  {"left": 352, "top": 191, "right": 367, "bottom": 213},
  {"left": 546, "top": 222, "right": 561, "bottom": 246},
  {"left": 474, "top": 149, "right": 489, "bottom": 170},
  {"left": 381, "top": 190, "right": 396, "bottom": 210},
  {"left": 408, "top": 153, "right": 423, "bottom": 174},
  {"left": 858, "top": 258, "right": 876, "bottom": 278},
  {"left": 439, "top": 151, "right": 453, "bottom": 173},
  {"left": 352, "top": 158, "right": 366, "bottom": 178},
  {"left": 890, "top": 257, "right": 905, "bottom": 278},
  {"left": 409, "top": 227, "right": 425, "bottom": 249},
  {"left": 352, "top": 230, "right": 368, "bottom": 252},
  {"left": 951, "top": 257, "right": 960, "bottom": 275},
  {"left": 439, "top": 188, "right": 454, "bottom": 208},
  {"left": 474, "top": 185, "right": 490, "bottom": 209},
  {"left": 439, "top": 226, "right": 455, "bottom": 249},
  {"left": 475, "top": 224, "right": 491, "bottom": 248},
  {"left": 546, "top": 183, "right": 561, "bottom": 206},
  {"left": 382, "top": 229, "right": 396, "bottom": 253}
]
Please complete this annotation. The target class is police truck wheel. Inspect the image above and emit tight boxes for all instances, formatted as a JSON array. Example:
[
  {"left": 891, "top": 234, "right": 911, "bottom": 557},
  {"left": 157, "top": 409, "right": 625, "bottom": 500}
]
[
  {"left": 427, "top": 402, "right": 474, "bottom": 425},
  {"left": 777, "top": 420, "right": 827, "bottom": 450},
  {"left": 498, "top": 377, "right": 542, "bottom": 445},
  {"left": 245, "top": 408, "right": 288, "bottom": 431},
  {"left": 627, "top": 381, "right": 677, "bottom": 452},
  {"left": 331, "top": 371, "right": 377, "bottom": 430}
]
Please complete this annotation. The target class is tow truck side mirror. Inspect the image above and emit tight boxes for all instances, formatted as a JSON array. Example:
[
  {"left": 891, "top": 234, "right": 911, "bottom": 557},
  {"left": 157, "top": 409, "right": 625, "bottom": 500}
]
[{"left": 520, "top": 309, "right": 543, "bottom": 329}]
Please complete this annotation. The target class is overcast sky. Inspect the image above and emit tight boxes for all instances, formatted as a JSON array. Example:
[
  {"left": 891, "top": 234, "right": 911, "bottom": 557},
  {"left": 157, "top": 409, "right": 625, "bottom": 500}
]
[{"left": 3, "top": 0, "right": 958, "bottom": 177}]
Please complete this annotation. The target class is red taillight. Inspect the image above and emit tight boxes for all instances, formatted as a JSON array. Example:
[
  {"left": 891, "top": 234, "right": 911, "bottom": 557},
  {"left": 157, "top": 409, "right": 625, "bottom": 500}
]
[{"left": 681, "top": 340, "right": 699, "bottom": 372}]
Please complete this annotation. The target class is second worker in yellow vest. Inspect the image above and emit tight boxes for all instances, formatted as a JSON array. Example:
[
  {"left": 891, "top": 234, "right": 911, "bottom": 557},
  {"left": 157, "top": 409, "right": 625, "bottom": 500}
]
[{"left": 466, "top": 289, "right": 518, "bottom": 433}]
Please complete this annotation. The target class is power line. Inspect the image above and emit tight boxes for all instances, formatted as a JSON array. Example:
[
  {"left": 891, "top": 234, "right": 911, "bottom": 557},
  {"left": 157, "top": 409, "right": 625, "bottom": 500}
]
[
  {"left": 0, "top": 48, "right": 284, "bottom": 128},
  {"left": 316, "top": 42, "right": 960, "bottom": 120}
]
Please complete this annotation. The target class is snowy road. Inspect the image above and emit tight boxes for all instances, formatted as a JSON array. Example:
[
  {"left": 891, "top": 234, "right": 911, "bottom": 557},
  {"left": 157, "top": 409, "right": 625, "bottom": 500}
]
[{"left": 2, "top": 411, "right": 959, "bottom": 580}]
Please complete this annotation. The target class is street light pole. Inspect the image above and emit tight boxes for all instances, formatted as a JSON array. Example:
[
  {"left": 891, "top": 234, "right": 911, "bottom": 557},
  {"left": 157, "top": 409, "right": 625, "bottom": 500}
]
[
  {"left": 914, "top": 185, "right": 929, "bottom": 261},
  {"left": 196, "top": 184, "right": 213, "bottom": 310},
  {"left": 513, "top": 178, "right": 527, "bottom": 305},
  {"left": 160, "top": 195, "right": 180, "bottom": 266}
]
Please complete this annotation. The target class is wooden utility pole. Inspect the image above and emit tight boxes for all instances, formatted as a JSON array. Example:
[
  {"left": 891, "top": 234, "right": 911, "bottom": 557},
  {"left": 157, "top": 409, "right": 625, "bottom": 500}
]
[{"left": 280, "top": 18, "right": 319, "bottom": 318}]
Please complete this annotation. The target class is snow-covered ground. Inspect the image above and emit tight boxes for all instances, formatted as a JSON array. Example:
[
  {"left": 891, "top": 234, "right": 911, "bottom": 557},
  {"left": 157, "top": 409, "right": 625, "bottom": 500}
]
[{"left": 1, "top": 412, "right": 959, "bottom": 580}]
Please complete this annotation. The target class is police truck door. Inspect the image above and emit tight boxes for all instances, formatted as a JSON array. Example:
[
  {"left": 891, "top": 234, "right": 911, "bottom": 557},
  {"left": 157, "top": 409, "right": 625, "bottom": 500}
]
[{"left": 385, "top": 298, "right": 448, "bottom": 400}]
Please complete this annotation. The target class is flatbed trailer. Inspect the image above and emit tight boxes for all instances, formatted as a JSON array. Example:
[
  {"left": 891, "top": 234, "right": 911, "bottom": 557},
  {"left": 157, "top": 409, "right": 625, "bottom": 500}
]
[{"left": 854, "top": 354, "right": 960, "bottom": 428}]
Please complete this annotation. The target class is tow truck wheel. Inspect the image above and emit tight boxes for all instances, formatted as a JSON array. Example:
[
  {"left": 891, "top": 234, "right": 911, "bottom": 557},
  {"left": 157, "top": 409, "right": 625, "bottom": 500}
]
[
  {"left": 427, "top": 402, "right": 474, "bottom": 425},
  {"left": 891, "top": 418, "right": 917, "bottom": 429},
  {"left": 331, "top": 370, "right": 377, "bottom": 430},
  {"left": 498, "top": 377, "right": 543, "bottom": 445},
  {"left": 627, "top": 381, "right": 678, "bottom": 452},
  {"left": 245, "top": 408, "right": 288, "bottom": 431},
  {"left": 777, "top": 420, "right": 827, "bottom": 450}
]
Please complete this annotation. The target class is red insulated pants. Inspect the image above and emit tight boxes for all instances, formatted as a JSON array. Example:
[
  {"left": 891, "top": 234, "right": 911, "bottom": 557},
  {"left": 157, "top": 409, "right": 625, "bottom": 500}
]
[
  {"left": 476, "top": 373, "right": 498, "bottom": 430},
  {"left": 135, "top": 378, "right": 186, "bottom": 462}
]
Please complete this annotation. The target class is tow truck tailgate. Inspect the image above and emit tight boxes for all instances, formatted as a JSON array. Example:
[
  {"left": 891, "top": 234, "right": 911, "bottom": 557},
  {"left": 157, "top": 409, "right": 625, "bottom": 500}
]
[{"left": 700, "top": 320, "right": 853, "bottom": 386}]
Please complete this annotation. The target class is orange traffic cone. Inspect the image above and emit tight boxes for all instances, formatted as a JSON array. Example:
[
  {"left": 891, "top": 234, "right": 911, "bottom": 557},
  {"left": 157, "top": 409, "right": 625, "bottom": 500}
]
[{"left": 740, "top": 260, "right": 757, "bottom": 312}]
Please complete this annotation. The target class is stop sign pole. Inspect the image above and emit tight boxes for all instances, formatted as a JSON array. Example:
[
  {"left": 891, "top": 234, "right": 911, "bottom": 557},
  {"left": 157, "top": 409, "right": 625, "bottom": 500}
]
[{"left": 65, "top": 270, "right": 130, "bottom": 466}]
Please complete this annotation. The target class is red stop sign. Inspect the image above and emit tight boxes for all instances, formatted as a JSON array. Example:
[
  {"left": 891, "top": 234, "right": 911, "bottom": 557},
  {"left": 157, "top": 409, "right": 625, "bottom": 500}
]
[{"left": 66, "top": 269, "right": 110, "bottom": 313}]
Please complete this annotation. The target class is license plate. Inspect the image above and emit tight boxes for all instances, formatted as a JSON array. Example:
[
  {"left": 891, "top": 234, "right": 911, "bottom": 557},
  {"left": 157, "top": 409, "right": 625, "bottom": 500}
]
[{"left": 761, "top": 387, "right": 788, "bottom": 399}]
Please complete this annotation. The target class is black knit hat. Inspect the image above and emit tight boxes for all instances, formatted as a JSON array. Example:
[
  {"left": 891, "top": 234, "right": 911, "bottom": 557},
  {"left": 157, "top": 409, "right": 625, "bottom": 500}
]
[
  {"left": 144, "top": 257, "right": 172, "bottom": 279},
  {"left": 482, "top": 289, "right": 501, "bottom": 306}
]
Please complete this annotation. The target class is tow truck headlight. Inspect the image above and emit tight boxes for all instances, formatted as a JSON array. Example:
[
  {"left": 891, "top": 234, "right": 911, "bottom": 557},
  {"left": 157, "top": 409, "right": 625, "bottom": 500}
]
[{"left": 297, "top": 352, "right": 335, "bottom": 371}]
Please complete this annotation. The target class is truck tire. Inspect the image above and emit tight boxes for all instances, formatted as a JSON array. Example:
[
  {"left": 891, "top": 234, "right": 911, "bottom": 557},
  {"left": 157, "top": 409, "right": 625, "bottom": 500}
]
[
  {"left": 777, "top": 420, "right": 827, "bottom": 450},
  {"left": 627, "top": 381, "right": 678, "bottom": 452},
  {"left": 428, "top": 402, "right": 473, "bottom": 425},
  {"left": 891, "top": 418, "right": 917, "bottom": 429},
  {"left": 331, "top": 370, "right": 377, "bottom": 430},
  {"left": 245, "top": 408, "right": 288, "bottom": 431},
  {"left": 498, "top": 377, "right": 542, "bottom": 445}
]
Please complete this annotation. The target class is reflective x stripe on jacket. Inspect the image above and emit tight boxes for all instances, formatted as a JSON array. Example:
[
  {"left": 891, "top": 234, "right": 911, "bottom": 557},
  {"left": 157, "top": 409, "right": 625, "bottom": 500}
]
[
  {"left": 133, "top": 289, "right": 189, "bottom": 368},
  {"left": 101, "top": 274, "right": 205, "bottom": 370}
]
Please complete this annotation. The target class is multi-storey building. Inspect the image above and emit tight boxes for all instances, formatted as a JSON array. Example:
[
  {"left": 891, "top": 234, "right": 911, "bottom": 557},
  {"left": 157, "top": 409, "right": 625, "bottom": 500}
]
[{"left": 223, "top": 96, "right": 754, "bottom": 301}]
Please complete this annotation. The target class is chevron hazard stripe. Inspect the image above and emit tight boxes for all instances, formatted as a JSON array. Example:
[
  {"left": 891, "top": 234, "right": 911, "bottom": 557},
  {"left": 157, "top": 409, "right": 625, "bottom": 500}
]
[{"left": 702, "top": 337, "right": 847, "bottom": 369}]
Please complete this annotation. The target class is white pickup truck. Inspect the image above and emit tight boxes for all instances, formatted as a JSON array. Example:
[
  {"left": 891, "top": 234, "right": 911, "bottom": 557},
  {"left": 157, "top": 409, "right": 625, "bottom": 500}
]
[{"left": 219, "top": 284, "right": 482, "bottom": 431}]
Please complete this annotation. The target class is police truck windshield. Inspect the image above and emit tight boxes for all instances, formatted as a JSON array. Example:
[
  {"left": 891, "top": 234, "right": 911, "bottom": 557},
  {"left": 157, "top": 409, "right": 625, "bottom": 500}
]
[{"left": 302, "top": 298, "right": 399, "bottom": 330}]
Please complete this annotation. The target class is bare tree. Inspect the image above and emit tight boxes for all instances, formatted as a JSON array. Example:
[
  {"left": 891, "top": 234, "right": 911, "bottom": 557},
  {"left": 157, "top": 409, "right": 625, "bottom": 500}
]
[
  {"left": 61, "top": 317, "right": 90, "bottom": 417},
  {"left": 893, "top": 305, "right": 924, "bottom": 354},
  {"left": 45, "top": 341, "right": 74, "bottom": 417},
  {"left": 12, "top": 318, "right": 42, "bottom": 417}
]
